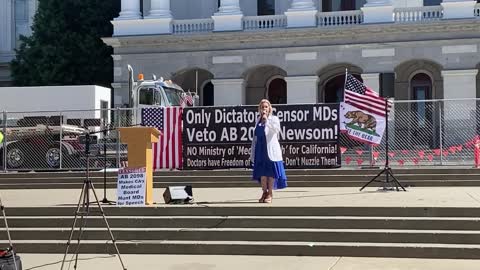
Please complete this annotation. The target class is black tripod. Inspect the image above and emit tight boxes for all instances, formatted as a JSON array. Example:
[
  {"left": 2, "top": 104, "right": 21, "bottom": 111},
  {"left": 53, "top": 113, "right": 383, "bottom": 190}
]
[
  {"left": 0, "top": 197, "right": 18, "bottom": 270},
  {"left": 60, "top": 133, "right": 127, "bottom": 270},
  {"left": 100, "top": 127, "right": 115, "bottom": 205},
  {"left": 360, "top": 98, "right": 406, "bottom": 192}
]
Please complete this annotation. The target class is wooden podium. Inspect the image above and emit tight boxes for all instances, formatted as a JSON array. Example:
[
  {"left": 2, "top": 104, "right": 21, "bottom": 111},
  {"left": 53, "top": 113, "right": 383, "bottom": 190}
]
[{"left": 118, "top": 127, "right": 162, "bottom": 205}]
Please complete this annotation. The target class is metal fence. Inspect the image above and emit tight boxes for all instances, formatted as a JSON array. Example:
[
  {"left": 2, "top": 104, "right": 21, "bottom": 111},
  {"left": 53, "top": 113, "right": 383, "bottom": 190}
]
[{"left": 0, "top": 99, "right": 478, "bottom": 171}]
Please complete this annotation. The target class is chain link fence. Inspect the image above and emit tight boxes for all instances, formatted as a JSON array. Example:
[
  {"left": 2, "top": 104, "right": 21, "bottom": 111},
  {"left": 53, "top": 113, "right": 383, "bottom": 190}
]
[
  {"left": 340, "top": 99, "right": 479, "bottom": 168},
  {"left": 0, "top": 99, "right": 478, "bottom": 171}
]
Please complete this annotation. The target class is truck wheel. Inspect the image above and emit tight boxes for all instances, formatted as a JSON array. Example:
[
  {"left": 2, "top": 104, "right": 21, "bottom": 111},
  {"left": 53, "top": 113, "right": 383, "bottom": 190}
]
[
  {"left": 45, "top": 144, "right": 68, "bottom": 169},
  {"left": 6, "top": 146, "right": 27, "bottom": 169}
]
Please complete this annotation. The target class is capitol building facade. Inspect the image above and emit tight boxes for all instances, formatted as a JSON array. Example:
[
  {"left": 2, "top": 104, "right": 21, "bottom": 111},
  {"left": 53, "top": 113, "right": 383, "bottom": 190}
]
[{"left": 101, "top": 0, "right": 480, "bottom": 109}]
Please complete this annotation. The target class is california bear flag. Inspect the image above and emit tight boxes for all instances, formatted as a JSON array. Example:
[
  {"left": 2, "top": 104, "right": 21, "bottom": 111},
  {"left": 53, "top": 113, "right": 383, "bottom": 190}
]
[{"left": 339, "top": 102, "right": 387, "bottom": 145}]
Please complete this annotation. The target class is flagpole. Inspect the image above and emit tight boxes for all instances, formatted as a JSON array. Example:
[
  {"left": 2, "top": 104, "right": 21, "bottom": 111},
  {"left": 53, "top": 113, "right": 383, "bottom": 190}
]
[
  {"left": 343, "top": 68, "right": 348, "bottom": 102},
  {"left": 195, "top": 70, "right": 198, "bottom": 95}
]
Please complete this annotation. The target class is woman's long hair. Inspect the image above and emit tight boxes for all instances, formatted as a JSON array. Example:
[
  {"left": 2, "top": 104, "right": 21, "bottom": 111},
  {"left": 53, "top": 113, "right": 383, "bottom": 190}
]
[{"left": 258, "top": 99, "right": 272, "bottom": 116}]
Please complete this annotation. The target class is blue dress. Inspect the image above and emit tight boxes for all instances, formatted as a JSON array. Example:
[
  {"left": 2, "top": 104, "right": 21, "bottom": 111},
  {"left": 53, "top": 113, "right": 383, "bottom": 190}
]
[{"left": 252, "top": 122, "right": 287, "bottom": 190}]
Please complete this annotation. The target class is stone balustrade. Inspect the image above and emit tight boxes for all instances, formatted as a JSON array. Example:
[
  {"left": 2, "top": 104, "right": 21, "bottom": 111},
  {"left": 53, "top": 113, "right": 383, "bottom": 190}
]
[
  {"left": 317, "top": 10, "right": 364, "bottom": 27},
  {"left": 243, "top": 15, "right": 287, "bottom": 31},
  {"left": 394, "top": 6, "right": 443, "bottom": 23},
  {"left": 172, "top": 19, "right": 215, "bottom": 35},
  {"left": 112, "top": 2, "right": 480, "bottom": 36}
]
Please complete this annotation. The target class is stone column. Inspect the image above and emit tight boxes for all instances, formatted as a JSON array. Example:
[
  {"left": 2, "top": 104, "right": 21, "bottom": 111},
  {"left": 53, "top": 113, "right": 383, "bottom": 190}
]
[
  {"left": 361, "top": 0, "right": 394, "bottom": 24},
  {"left": 211, "top": 79, "right": 245, "bottom": 105},
  {"left": 0, "top": 0, "right": 14, "bottom": 55},
  {"left": 147, "top": 0, "right": 172, "bottom": 18},
  {"left": 144, "top": 0, "right": 172, "bottom": 34},
  {"left": 361, "top": 73, "right": 380, "bottom": 94},
  {"left": 212, "top": 0, "right": 243, "bottom": 32},
  {"left": 117, "top": 0, "right": 142, "bottom": 20},
  {"left": 285, "top": 0, "right": 317, "bottom": 28},
  {"left": 441, "top": 69, "right": 478, "bottom": 145},
  {"left": 285, "top": 76, "right": 319, "bottom": 104},
  {"left": 441, "top": 0, "right": 476, "bottom": 19},
  {"left": 392, "top": 0, "right": 422, "bottom": 7}
]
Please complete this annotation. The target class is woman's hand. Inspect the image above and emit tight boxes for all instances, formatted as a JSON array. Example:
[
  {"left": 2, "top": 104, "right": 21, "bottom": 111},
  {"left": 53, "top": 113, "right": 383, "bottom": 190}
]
[{"left": 261, "top": 110, "right": 268, "bottom": 123}]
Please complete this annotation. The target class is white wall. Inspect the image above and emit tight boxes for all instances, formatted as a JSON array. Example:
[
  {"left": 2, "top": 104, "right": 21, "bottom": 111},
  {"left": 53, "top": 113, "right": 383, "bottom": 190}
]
[
  {"left": 0, "top": 85, "right": 111, "bottom": 121},
  {"left": 94, "top": 85, "right": 112, "bottom": 123}
]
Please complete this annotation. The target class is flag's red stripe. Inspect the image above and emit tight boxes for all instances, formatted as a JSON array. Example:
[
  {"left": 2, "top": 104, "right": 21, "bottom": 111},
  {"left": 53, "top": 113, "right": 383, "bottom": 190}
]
[
  {"left": 345, "top": 90, "right": 390, "bottom": 109},
  {"left": 345, "top": 94, "right": 387, "bottom": 112},
  {"left": 167, "top": 107, "right": 172, "bottom": 169},
  {"left": 345, "top": 90, "right": 391, "bottom": 113},
  {"left": 345, "top": 95, "right": 388, "bottom": 115},
  {"left": 346, "top": 102, "right": 386, "bottom": 117},
  {"left": 177, "top": 107, "right": 183, "bottom": 168}
]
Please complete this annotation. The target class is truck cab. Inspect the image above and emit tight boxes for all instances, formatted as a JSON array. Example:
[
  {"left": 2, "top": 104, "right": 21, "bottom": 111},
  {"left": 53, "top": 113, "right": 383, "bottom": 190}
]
[{"left": 128, "top": 65, "right": 197, "bottom": 124}]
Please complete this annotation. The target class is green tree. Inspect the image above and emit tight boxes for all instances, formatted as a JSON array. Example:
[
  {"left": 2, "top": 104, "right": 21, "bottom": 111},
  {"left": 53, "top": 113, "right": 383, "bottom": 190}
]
[{"left": 10, "top": 0, "right": 120, "bottom": 87}]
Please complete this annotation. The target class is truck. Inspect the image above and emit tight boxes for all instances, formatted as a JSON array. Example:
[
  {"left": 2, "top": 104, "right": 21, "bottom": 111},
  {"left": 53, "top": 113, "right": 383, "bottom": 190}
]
[
  {"left": 0, "top": 65, "right": 196, "bottom": 170},
  {"left": 126, "top": 65, "right": 198, "bottom": 125}
]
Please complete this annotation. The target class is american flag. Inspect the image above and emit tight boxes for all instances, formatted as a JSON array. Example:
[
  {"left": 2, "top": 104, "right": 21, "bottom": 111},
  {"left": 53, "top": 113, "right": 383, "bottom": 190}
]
[
  {"left": 142, "top": 107, "right": 183, "bottom": 170},
  {"left": 180, "top": 93, "right": 194, "bottom": 107},
  {"left": 344, "top": 74, "right": 392, "bottom": 117}
]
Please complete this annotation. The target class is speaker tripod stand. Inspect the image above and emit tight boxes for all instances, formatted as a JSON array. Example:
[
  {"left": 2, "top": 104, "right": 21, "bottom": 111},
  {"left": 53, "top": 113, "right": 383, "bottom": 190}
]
[
  {"left": 359, "top": 97, "right": 406, "bottom": 192},
  {"left": 60, "top": 133, "right": 127, "bottom": 270},
  {"left": 0, "top": 197, "right": 18, "bottom": 270}
]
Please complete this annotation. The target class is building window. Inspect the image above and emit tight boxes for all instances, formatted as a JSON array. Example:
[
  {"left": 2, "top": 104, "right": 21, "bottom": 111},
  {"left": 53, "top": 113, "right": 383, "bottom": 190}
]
[
  {"left": 411, "top": 73, "right": 432, "bottom": 129},
  {"left": 267, "top": 78, "right": 287, "bottom": 104},
  {"left": 258, "top": 0, "right": 275, "bottom": 16},
  {"left": 15, "top": 0, "right": 28, "bottom": 22},
  {"left": 423, "top": 0, "right": 442, "bottom": 6}
]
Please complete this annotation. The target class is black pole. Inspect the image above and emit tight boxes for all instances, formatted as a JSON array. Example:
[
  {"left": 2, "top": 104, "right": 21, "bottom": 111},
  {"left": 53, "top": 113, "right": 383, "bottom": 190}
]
[
  {"left": 103, "top": 129, "right": 107, "bottom": 200},
  {"left": 360, "top": 97, "right": 406, "bottom": 191},
  {"left": 101, "top": 127, "right": 115, "bottom": 204},
  {"left": 385, "top": 98, "right": 389, "bottom": 168}
]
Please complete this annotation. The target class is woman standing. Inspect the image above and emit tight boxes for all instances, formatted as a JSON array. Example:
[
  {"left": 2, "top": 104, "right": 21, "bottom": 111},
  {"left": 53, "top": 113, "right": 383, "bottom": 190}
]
[{"left": 251, "top": 99, "right": 287, "bottom": 203}]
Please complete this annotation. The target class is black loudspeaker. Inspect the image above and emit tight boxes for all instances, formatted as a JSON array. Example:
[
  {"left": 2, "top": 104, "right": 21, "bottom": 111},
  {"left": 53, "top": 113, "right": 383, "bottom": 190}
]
[{"left": 163, "top": 186, "right": 194, "bottom": 204}]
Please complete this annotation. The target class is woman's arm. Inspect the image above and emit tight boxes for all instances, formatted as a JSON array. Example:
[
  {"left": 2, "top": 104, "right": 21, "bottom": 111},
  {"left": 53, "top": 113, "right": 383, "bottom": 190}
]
[{"left": 266, "top": 116, "right": 281, "bottom": 135}]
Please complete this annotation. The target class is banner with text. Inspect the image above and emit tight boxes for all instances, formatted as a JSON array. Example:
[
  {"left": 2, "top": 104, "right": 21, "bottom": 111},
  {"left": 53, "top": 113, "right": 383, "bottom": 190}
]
[
  {"left": 117, "top": 167, "right": 146, "bottom": 206},
  {"left": 183, "top": 104, "right": 340, "bottom": 169}
]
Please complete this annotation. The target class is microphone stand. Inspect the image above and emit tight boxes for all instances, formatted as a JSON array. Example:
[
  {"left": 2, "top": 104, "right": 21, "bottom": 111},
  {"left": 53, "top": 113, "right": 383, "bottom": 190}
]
[{"left": 101, "top": 126, "right": 116, "bottom": 205}]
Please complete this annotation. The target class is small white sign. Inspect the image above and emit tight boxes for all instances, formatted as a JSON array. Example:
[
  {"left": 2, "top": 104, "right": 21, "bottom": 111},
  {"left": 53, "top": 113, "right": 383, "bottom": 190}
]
[{"left": 117, "top": 167, "right": 146, "bottom": 207}]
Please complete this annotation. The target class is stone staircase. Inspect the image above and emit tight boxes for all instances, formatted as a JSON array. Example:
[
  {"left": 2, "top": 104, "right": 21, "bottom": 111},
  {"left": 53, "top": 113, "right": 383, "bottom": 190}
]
[
  {"left": 1, "top": 167, "right": 480, "bottom": 189},
  {"left": 2, "top": 206, "right": 480, "bottom": 258}
]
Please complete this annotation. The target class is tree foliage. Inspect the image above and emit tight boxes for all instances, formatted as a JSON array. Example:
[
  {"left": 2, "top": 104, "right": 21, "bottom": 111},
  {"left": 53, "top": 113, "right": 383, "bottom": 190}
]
[{"left": 10, "top": 0, "right": 120, "bottom": 87}]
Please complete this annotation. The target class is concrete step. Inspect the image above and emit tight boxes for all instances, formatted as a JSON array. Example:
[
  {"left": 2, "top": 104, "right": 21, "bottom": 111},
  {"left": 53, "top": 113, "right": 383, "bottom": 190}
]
[
  {"left": 3, "top": 205, "right": 480, "bottom": 258},
  {"left": 1, "top": 173, "right": 480, "bottom": 182},
  {"left": 2, "top": 179, "right": 480, "bottom": 189},
  {"left": 1, "top": 168, "right": 480, "bottom": 189},
  {"left": 5, "top": 240, "right": 480, "bottom": 259},
  {"left": 3, "top": 206, "right": 480, "bottom": 217},
  {"left": 6, "top": 228, "right": 480, "bottom": 245},
  {"left": 3, "top": 216, "right": 480, "bottom": 230}
]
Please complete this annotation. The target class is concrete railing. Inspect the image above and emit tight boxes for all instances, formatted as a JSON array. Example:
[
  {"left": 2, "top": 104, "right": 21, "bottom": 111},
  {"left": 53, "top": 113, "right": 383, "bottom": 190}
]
[
  {"left": 394, "top": 6, "right": 443, "bottom": 23},
  {"left": 317, "top": 10, "right": 363, "bottom": 27},
  {"left": 172, "top": 18, "right": 214, "bottom": 34},
  {"left": 243, "top": 15, "right": 287, "bottom": 31}
]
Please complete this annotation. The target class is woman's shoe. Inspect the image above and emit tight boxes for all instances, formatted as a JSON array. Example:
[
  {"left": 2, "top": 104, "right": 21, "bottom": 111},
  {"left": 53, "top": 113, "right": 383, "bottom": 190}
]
[
  {"left": 264, "top": 194, "right": 272, "bottom": 203},
  {"left": 259, "top": 191, "right": 268, "bottom": 203}
]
